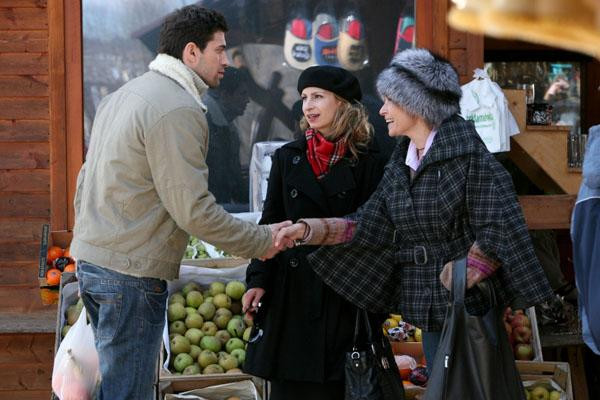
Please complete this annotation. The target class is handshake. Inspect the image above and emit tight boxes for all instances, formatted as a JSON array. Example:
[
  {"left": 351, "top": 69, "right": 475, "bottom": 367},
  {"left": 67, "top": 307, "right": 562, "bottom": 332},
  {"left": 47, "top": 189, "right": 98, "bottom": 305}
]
[{"left": 260, "top": 221, "right": 308, "bottom": 260}]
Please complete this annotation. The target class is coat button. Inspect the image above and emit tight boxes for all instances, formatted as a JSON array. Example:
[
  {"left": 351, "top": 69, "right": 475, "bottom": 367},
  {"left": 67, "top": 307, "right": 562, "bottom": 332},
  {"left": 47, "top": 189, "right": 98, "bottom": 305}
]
[
  {"left": 292, "top": 155, "right": 301, "bottom": 164},
  {"left": 422, "top": 287, "right": 431, "bottom": 296},
  {"left": 290, "top": 188, "right": 298, "bottom": 198},
  {"left": 121, "top": 259, "right": 131, "bottom": 268},
  {"left": 337, "top": 191, "right": 347, "bottom": 198},
  {"left": 289, "top": 258, "right": 299, "bottom": 268}
]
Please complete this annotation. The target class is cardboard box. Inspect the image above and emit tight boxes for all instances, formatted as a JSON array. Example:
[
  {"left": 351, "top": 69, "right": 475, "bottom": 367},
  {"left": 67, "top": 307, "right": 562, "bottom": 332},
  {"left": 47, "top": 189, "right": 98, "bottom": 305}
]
[{"left": 38, "top": 225, "right": 73, "bottom": 305}]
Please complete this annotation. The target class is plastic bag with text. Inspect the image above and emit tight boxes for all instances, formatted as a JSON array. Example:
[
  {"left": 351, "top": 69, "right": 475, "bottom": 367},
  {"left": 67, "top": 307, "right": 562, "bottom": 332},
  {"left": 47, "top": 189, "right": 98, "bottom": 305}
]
[{"left": 52, "top": 306, "right": 100, "bottom": 400}]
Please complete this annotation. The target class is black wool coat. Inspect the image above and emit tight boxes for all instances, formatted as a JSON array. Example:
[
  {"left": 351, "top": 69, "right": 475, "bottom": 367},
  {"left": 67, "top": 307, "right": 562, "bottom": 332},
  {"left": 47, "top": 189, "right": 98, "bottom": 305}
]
[
  {"left": 243, "top": 137, "right": 388, "bottom": 382},
  {"left": 309, "top": 115, "right": 554, "bottom": 331}
]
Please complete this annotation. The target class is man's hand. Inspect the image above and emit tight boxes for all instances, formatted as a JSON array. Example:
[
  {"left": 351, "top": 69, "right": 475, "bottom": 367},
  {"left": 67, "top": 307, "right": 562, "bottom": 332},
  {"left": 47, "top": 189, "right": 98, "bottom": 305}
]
[
  {"left": 439, "top": 261, "right": 486, "bottom": 290},
  {"left": 259, "top": 221, "right": 294, "bottom": 260},
  {"left": 242, "top": 287, "right": 265, "bottom": 321},
  {"left": 274, "top": 222, "right": 307, "bottom": 247}
]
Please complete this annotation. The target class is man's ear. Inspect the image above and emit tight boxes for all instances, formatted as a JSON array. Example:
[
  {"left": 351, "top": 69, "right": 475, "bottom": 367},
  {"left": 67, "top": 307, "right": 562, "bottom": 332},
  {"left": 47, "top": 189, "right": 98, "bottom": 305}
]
[{"left": 181, "top": 42, "right": 200, "bottom": 66}]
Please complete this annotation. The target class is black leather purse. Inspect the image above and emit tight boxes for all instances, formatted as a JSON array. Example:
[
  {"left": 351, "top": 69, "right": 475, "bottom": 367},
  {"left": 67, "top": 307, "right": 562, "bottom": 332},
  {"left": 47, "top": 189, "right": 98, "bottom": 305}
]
[
  {"left": 423, "top": 257, "right": 527, "bottom": 400},
  {"left": 344, "top": 309, "right": 406, "bottom": 400}
]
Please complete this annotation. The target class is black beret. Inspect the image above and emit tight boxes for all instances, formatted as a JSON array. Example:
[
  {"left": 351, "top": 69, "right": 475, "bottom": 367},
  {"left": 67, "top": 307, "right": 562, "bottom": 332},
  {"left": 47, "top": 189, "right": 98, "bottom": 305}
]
[{"left": 297, "top": 66, "right": 362, "bottom": 103}]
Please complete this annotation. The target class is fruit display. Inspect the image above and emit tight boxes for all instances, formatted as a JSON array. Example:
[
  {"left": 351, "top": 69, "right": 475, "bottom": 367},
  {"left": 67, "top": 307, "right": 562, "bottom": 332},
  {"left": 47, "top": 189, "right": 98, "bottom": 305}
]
[
  {"left": 166, "top": 279, "right": 251, "bottom": 375},
  {"left": 45, "top": 245, "right": 76, "bottom": 287},
  {"left": 184, "top": 236, "right": 232, "bottom": 259},
  {"left": 383, "top": 314, "right": 422, "bottom": 343},
  {"left": 524, "top": 383, "right": 563, "bottom": 400},
  {"left": 504, "top": 307, "right": 536, "bottom": 361}
]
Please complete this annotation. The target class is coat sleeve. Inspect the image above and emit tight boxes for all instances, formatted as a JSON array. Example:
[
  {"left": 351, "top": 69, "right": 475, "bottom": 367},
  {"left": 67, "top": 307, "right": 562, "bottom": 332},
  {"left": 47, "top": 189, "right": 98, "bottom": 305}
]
[
  {"left": 145, "top": 107, "right": 272, "bottom": 259},
  {"left": 246, "top": 149, "right": 286, "bottom": 290},
  {"left": 466, "top": 153, "right": 553, "bottom": 306},
  {"left": 308, "top": 166, "right": 402, "bottom": 312}
]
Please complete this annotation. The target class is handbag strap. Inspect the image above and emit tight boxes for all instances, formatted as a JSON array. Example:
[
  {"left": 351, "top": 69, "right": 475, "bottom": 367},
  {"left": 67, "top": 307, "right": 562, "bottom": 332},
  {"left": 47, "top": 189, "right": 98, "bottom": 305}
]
[
  {"left": 351, "top": 308, "right": 373, "bottom": 350},
  {"left": 451, "top": 256, "right": 468, "bottom": 305}
]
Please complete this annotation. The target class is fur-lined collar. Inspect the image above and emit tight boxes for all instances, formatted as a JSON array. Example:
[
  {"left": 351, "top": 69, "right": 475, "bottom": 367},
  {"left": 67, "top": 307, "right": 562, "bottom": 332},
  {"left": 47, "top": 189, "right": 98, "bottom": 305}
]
[{"left": 148, "top": 53, "right": 208, "bottom": 113}]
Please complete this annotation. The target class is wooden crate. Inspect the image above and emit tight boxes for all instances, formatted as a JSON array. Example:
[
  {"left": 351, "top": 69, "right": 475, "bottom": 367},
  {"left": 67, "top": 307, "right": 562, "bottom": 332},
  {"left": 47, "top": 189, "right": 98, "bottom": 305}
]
[
  {"left": 37, "top": 225, "right": 73, "bottom": 305},
  {"left": 181, "top": 257, "right": 249, "bottom": 269},
  {"left": 517, "top": 360, "right": 573, "bottom": 400}
]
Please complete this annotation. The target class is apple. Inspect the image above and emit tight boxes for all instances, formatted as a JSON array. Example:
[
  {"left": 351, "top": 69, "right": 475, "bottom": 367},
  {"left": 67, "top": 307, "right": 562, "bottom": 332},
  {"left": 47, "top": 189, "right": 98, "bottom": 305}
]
[
  {"left": 243, "top": 314, "right": 254, "bottom": 328},
  {"left": 185, "top": 307, "right": 198, "bottom": 317},
  {"left": 219, "top": 353, "right": 239, "bottom": 371},
  {"left": 168, "top": 303, "right": 186, "bottom": 322},
  {"left": 530, "top": 386, "right": 549, "bottom": 400},
  {"left": 185, "top": 313, "right": 204, "bottom": 329},
  {"left": 204, "top": 296, "right": 214, "bottom": 304},
  {"left": 549, "top": 390, "right": 560, "bottom": 400},
  {"left": 173, "top": 353, "right": 194, "bottom": 372},
  {"left": 66, "top": 305, "right": 80, "bottom": 325},
  {"left": 210, "top": 281, "right": 226, "bottom": 296},
  {"left": 169, "top": 320, "right": 187, "bottom": 335},
  {"left": 201, "top": 321, "right": 218, "bottom": 336},
  {"left": 181, "top": 281, "right": 200, "bottom": 297},
  {"left": 169, "top": 292, "right": 186, "bottom": 306},
  {"left": 226, "top": 338, "right": 245, "bottom": 353},
  {"left": 230, "top": 348, "right": 246, "bottom": 365},
  {"left": 504, "top": 321, "right": 513, "bottom": 336},
  {"left": 203, "top": 364, "right": 224, "bottom": 374},
  {"left": 184, "top": 328, "right": 204, "bottom": 345},
  {"left": 243, "top": 326, "right": 252, "bottom": 342},
  {"left": 214, "top": 308, "right": 233, "bottom": 329},
  {"left": 230, "top": 301, "right": 242, "bottom": 315},
  {"left": 515, "top": 343, "right": 534, "bottom": 360},
  {"left": 189, "top": 344, "right": 202, "bottom": 360},
  {"left": 511, "top": 313, "right": 531, "bottom": 329},
  {"left": 200, "top": 335, "right": 222, "bottom": 353},
  {"left": 61, "top": 325, "right": 71, "bottom": 338},
  {"left": 169, "top": 333, "right": 182, "bottom": 341},
  {"left": 226, "top": 368, "right": 243, "bottom": 375},
  {"left": 512, "top": 325, "right": 532, "bottom": 344},
  {"left": 215, "top": 330, "right": 232, "bottom": 345},
  {"left": 75, "top": 298, "right": 84, "bottom": 314},
  {"left": 198, "top": 302, "right": 216, "bottom": 321},
  {"left": 227, "top": 318, "right": 245, "bottom": 338},
  {"left": 182, "top": 363, "right": 201, "bottom": 375},
  {"left": 198, "top": 349, "right": 218, "bottom": 368},
  {"left": 213, "top": 293, "right": 232, "bottom": 309},
  {"left": 170, "top": 335, "right": 191, "bottom": 355},
  {"left": 186, "top": 290, "right": 204, "bottom": 308},
  {"left": 225, "top": 280, "right": 246, "bottom": 300}
]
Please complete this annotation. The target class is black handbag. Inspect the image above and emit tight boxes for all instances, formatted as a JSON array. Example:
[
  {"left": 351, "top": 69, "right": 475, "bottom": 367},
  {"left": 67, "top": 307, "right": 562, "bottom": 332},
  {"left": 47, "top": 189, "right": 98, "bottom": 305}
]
[
  {"left": 344, "top": 309, "right": 406, "bottom": 400},
  {"left": 423, "top": 257, "right": 527, "bottom": 400}
]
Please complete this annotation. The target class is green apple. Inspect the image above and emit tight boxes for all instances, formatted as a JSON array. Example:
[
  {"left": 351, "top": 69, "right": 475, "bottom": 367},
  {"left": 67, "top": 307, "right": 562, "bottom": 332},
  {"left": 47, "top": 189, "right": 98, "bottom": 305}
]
[
  {"left": 226, "top": 337, "right": 245, "bottom": 353},
  {"left": 204, "top": 296, "right": 214, "bottom": 304},
  {"left": 169, "top": 320, "right": 187, "bottom": 335},
  {"left": 530, "top": 386, "right": 549, "bottom": 400},
  {"left": 198, "top": 349, "right": 218, "bottom": 368},
  {"left": 182, "top": 363, "right": 201, "bottom": 375},
  {"left": 213, "top": 293, "right": 231, "bottom": 309},
  {"left": 215, "top": 329, "right": 232, "bottom": 345},
  {"left": 230, "top": 348, "right": 246, "bottom": 365},
  {"left": 243, "top": 314, "right": 254, "bottom": 328},
  {"left": 218, "top": 353, "right": 239, "bottom": 371},
  {"left": 75, "top": 298, "right": 84, "bottom": 314},
  {"left": 189, "top": 344, "right": 202, "bottom": 360},
  {"left": 169, "top": 332, "right": 182, "bottom": 341},
  {"left": 214, "top": 308, "right": 233, "bottom": 329},
  {"left": 168, "top": 303, "right": 186, "bottom": 322},
  {"left": 202, "top": 364, "right": 224, "bottom": 374},
  {"left": 185, "top": 307, "right": 198, "bottom": 316},
  {"left": 209, "top": 281, "right": 226, "bottom": 296},
  {"left": 200, "top": 335, "right": 221, "bottom": 353},
  {"left": 66, "top": 305, "right": 80, "bottom": 326},
  {"left": 549, "top": 390, "right": 560, "bottom": 400},
  {"left": 198, "top": 302, "right": 216, "bottom": 321},
  {"left": 181, "top": 281, "right": 200, "bottom": 297},
  {"left": 225, "top": 280, "right": 246, "bottom": 300},
  {"left": 185, "top": 313, "right": 204, "bottom": 329},
  {"left": 201, "top": 321, "right": 218, "bottom": 336},
  {"left": 61, "top": 324, "right": 71, "bottom": 338},
  {"left": 230, "top": 301, "right": 242, "bottom": 315},
  {"left": 184, "top": 328, "right": 204, "bottom": 345},
  {"left": 170, "top": 335, "right": 191, "bottom": 355},
  {"left": 226, "top": 368, "right": 243, "bottom": 374},
  {"left": 186, "top": 290, "right": 204, "bottom": 308},
  {"left": 243, "top": 326, "right": 252, "bottom": 342},
  {"left": 173, "top": 352, "right": 193, "bottom": 372},
  {"left": 227, "top": 318, "right": 245, "bottom": 338},
  {"left": 169, "top": 292, "right": 186, "bottom": 306}
]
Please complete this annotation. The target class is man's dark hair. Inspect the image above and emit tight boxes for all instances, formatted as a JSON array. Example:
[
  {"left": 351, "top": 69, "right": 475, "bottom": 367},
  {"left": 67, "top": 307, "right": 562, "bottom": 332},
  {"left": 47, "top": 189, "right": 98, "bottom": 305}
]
[{"left": 157, "top": 5, "right": 228, "bottom": 59}]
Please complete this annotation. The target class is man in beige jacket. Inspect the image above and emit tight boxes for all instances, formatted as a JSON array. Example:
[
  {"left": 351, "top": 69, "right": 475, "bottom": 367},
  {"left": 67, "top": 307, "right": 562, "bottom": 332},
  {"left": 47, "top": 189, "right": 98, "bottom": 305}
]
[{"left": 71, "top": 6, "right": 290, "bottom": 400}]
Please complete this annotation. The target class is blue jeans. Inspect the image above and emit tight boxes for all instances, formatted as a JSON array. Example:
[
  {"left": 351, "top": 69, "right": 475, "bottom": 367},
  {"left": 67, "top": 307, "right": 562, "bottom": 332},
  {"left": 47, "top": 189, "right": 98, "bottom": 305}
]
[
  {"left": 422, "top": 331, "right": 442, "bottom": 375},
  {"left": 77, "top": 260, "right": 167, "bottom": 400}
]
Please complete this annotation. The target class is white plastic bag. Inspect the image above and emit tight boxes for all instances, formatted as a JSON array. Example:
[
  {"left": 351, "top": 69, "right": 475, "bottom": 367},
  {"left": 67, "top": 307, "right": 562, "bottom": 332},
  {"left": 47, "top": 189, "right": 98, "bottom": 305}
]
[{"left": 52, "top": 305, "right": 100, "bottom": 400}]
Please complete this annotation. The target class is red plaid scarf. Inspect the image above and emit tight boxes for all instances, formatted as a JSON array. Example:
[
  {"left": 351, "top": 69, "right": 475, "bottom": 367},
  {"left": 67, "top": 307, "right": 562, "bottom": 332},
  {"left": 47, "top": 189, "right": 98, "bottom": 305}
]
[{"left": 305, "top": 128, "right": 347, "bottom": 179}]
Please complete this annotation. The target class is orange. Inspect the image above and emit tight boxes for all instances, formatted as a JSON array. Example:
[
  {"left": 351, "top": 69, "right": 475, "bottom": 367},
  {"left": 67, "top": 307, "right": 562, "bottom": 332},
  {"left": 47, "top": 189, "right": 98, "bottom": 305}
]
[
  {"left": 64, "top": 247, "right": 71, "bottom": 258},
  {"left": 47, "top": 246, "right": 64, "bottom": 263},
  {"left": 46, "top": 268, "right": 61, "bottom": 286},
  {"left": 64, "top": 263, "right": 76, "bottom": 273}
]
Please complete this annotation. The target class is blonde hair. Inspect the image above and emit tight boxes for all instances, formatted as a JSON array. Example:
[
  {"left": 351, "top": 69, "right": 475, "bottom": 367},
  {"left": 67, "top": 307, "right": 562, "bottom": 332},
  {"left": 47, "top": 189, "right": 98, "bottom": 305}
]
[{"left": 299, "top": 96, "right": 373, "bottom": 160}]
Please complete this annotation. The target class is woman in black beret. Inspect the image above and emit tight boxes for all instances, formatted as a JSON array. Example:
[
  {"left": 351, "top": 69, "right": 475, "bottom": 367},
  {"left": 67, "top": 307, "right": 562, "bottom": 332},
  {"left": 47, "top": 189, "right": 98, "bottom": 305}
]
[{"left": 241, "top": 66, "right": 389, "bottom": 400}]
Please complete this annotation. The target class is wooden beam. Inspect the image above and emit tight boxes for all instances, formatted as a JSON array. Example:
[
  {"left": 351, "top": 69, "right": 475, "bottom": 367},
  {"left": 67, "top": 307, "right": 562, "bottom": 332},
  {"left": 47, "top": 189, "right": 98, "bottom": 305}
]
[
  {"left": 518, "top": 195, "right": 576, "bottom": 230},
  {"left": 0, "top": 120, "right": 48, "bottom": 142},
  {"left": 0, "top": 7, "right": 47, "bottom": 30},
  {"left": 48, "top": 0, "right": 67, "bottom": 230},
  {"left": 416, "top": 0, "right": 434, "bottom": 50},
  {"left": 0, "top": 31, "right": 47, "bottom": 53},
  {"left": 0, "top": 143, "right": 49, "bottom": 169}
]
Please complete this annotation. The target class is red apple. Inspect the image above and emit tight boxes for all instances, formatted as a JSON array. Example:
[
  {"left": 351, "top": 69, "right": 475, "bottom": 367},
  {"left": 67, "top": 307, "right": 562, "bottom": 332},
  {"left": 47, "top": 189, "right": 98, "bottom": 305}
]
[
  {"left": 512, "top": 325, "right": 532, "bottom": 344},
  {"left": 511, "top": 313, "right": 531, "bottom": 329},
  {"left": 515, "top": 343, "right": 534, "bottom": 360}
]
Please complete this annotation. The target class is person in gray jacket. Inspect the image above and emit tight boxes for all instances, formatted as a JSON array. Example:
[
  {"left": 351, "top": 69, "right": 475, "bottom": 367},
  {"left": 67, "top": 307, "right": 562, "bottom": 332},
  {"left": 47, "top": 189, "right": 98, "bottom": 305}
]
[{"left": 70, "top": 6, "right": 290, "bottom": 400}]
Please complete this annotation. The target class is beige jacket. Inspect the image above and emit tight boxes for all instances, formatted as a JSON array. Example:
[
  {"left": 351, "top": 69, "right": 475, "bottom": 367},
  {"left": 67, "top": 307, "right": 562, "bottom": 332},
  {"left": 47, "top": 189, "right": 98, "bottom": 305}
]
[{"left": 71, "top": 55, "right": 272, "bottom": 280}]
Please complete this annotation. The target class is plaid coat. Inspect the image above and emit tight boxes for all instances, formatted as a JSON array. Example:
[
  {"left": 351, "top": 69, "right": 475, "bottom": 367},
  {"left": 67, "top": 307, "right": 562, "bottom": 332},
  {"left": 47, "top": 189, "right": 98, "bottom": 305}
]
[{"left": 309, "top": 115, "right": 554, "bottom": 331}]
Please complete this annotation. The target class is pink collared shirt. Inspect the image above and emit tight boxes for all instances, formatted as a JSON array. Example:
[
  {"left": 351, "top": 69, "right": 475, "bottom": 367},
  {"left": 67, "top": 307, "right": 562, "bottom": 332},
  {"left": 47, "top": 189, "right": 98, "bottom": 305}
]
[{"left": 405, "top": 129, "right": 438, "bottom": 171}]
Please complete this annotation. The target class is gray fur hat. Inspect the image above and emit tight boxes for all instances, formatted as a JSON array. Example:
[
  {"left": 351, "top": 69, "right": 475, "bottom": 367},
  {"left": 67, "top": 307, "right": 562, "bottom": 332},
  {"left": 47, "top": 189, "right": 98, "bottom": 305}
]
[{"left": 376, "top": 48, "right": 462, "bottom": 127}]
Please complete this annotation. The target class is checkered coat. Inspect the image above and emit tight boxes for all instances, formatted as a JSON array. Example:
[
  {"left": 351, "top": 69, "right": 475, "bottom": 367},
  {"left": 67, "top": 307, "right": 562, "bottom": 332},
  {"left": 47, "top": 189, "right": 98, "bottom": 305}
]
[{"left": 309, "top": 115, "right": 554, "bottom": 331}]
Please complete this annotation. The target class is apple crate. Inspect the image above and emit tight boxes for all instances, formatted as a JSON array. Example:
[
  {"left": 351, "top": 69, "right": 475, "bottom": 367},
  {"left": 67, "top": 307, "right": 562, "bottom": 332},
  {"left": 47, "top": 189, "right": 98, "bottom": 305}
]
[
  {"left": 517, "top": 360, "right": 573, "bottom": 400},
  {"left": 38, "top": 225, "right": 73, "bottom": 305},
  {"left": 391, "top": 341, "right": 425, "bottom": 365}
]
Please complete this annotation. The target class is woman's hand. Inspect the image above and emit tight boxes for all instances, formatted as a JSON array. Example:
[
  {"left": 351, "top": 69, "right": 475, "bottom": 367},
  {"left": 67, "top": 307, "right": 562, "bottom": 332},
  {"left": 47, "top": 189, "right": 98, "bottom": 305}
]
[
  {"left": 274, "top": 222, "right": 307, "bottom": 247},
  {"left": 439, "top": 261, "right": 486, "bottom": 290},
  {"left": 242, "top": 287, "right": 265, "bottom": 321}
]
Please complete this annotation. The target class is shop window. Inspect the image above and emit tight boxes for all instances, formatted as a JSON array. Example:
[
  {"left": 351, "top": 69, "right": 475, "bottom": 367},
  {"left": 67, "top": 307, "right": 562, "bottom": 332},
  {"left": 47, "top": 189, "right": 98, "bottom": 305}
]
[{"left": 83, "top": 0, "right": 415, "bottom": 211}]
